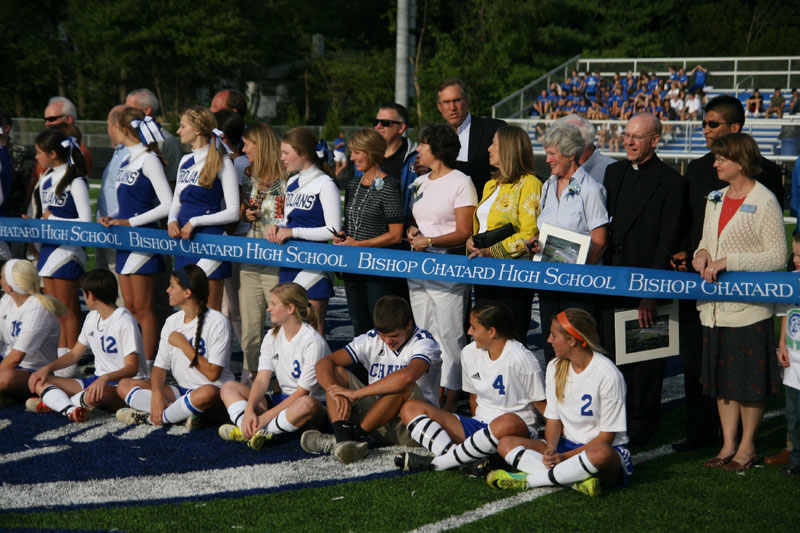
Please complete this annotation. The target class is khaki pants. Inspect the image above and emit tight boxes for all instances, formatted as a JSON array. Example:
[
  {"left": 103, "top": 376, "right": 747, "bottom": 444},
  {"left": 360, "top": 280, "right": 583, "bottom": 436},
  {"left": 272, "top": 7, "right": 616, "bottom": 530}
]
[
  {"left": 238, "top": 263, "right": 281, "bottom": 373},
  {"left": 347, "top": 373, "right": 422, "bottom": 447}
]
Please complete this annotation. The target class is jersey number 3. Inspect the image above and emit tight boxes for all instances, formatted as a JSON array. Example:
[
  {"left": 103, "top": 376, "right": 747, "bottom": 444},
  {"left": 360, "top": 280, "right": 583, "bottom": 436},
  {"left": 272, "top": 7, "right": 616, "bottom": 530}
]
[
  {"left": 580, "top": 394, "right": 593, "bottom": 416},
  {"left": 493, "top": 375, "right": 506, "bottom": 395},
  {"left": 291, "top": 360, "right": 301, "bottom": 378}
]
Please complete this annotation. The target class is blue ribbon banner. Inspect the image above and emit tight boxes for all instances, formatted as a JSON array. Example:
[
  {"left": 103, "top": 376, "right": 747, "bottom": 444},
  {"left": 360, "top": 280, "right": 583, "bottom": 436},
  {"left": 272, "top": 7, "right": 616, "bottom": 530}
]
[{"left": 1, "top": 218, "right": 798, "bottom": 304}]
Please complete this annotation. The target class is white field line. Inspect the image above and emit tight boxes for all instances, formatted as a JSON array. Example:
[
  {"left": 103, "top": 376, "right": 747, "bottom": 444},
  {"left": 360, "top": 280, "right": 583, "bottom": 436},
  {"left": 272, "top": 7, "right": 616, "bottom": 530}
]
[
  {"left": 0, "top": 445, "right": 409, "bottom": 511},
  {"left": 0, "top": 445, "right": 71, "bottom": 465},
  {"left": 408, "top": 410, "right": 783, "bottom": 533}
]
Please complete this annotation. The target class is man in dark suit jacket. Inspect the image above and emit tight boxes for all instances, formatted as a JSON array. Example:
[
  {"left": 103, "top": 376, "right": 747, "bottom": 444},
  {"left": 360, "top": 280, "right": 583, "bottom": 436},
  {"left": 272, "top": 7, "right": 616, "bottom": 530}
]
[
  {"left": 670, "top": 95, "right": 784, "bottom": 452},
  {"left": 603, "top": 112, "right": 690, "bottom": 446},
  {"left": 437, "top": 78, "right": 506, "bottom": 194}
]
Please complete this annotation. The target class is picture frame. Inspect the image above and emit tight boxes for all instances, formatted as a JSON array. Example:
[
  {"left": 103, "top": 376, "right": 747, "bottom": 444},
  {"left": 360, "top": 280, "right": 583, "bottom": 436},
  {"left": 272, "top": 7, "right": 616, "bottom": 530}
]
[
  {"left": 614, "top": 302, "right": 679, "bottom": 365},
  {"left": 532, "top": 223, "right": 592, "bottom": 265}
]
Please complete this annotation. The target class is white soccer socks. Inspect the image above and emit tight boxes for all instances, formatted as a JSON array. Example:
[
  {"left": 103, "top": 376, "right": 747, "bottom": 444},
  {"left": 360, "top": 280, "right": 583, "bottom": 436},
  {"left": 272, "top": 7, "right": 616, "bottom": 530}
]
[
  {"left": 504, "top": 445, "right": 548, "bottom": 474},
  {"left": 226, "top": 400, "right": 248, "bottom": 430},
  {"left": 408, "top": 414, "right": 453, "bottom": 455},
  {"left": 125, "top": 386, "right": 152, "bottom": 412},
  {"left": 41, "top": 385, "right": 76, "bottom": 417},
  {"left": 266, "top": 410, "right": 299, "bottom": 435},
  {"left": 525, "top": 450, "right": 599, "bottom": 488},
  {"left": 162, "top": 393, "right": 203, "bottom": 424},
  {"left": 432, "top": 426, "right": 499, "bottom": 471}
]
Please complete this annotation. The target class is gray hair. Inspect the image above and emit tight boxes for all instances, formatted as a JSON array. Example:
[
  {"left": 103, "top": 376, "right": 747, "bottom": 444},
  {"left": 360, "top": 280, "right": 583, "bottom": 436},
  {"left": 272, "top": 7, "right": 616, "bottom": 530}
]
[
  {"left": 554, "top": 114, "right": 596, "bottom": 149},
  {"left": 47, "top": 97, "right": 77, "bottom": 120},
  {"left": 541, "top": 123, "right": 585, "bottom": 159},
  {"left": 127, "top": 88, "right": 159, "bottom": 115}
]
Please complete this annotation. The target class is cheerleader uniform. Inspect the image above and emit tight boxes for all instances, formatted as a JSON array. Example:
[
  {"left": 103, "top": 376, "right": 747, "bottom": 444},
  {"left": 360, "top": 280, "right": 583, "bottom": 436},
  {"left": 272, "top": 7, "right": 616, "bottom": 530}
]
[
  {"left": 169, "top": 144, "right": 239, "bottom": 279},
  {"left": 278, "top": 165, "right": 341, "bottom": 299},
  {"left": 112, "top": 144, "right": 172, "bottom": 275},
  {"left": 37, "top": 164, "right": 91, "bottom": 279}
]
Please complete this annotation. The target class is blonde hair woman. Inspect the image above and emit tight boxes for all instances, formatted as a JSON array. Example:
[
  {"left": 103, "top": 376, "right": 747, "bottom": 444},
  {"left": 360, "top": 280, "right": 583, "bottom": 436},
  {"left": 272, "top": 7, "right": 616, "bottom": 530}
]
[
  {"left": 333, "top": 127, "right": 406, "bottom": 335},
  {"left": 238, "top": 122, "right": 288, "bottom": 382},
  {"left": 219, "top": 283, "right": 329, "bottom": 449},
  {"left": 0, "top": 260, "right": 65, "bottom": 402},
  {"left": 466, "top": 124, "right": 542, "bottom": 342},
  {"left": 168, "top": 106, "right": 240, "bottom": 310},
  {"left": 488, "top": 309, "right": 632, "bottom": 497}
]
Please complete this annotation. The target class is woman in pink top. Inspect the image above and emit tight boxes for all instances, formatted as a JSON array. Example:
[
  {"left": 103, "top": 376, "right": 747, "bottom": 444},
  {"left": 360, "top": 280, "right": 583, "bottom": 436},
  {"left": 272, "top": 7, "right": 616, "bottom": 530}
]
[{"left": 406, "top": 124, "right": 477, "bottom": 412}]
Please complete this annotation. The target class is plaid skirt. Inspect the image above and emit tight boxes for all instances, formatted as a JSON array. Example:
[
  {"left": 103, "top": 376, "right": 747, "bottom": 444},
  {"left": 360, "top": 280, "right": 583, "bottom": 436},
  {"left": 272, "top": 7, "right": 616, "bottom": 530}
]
[{"left": 700, "top": 318, "right": 781, "bottom": 402}]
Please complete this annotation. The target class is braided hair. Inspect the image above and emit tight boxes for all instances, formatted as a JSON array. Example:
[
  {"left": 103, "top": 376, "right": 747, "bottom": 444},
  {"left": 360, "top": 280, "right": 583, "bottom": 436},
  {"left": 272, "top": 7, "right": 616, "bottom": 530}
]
[{"left": 173, "top": 264, "right": 209, "bottom": 368}]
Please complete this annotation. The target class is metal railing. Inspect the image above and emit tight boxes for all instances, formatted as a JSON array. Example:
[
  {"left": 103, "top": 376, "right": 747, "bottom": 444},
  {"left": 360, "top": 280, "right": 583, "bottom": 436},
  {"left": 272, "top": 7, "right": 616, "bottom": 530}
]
[{"left": 491, "top": 55, "right": 581, "bottom": 119}]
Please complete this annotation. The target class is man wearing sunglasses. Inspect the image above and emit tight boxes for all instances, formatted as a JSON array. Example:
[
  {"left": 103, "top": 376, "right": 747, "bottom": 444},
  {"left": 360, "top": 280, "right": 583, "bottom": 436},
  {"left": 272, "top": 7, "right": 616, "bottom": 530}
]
[
  {"left": 670, "top": 94, "right": 783, "bottom": 454},
  {"left": 373, "top": 103, "right": 418, "bottom": 219},
  {"left": 436, "top": 78, "right": 505, "bottom": 194}
]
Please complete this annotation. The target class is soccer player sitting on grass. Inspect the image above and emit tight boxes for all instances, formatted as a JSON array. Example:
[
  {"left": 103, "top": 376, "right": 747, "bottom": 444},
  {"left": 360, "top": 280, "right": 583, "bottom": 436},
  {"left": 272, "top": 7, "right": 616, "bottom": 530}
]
[
  {"left": 27, "top": 269, "right": 147, "bottom": 422},
  {"left": 218, "top": 283, "right": 329, "bottom": 450},
  {"left": 300, "top": 295, "right": 442, "bottom": 464},
  {"left": 487, "top": 309, "right": 632, "bottom": 497},
  {"left": 394, "top": 302, "right": 546, "bottom": 474},
  {"left": 116, "top": 265, "right": 234, "bottom": 429}
]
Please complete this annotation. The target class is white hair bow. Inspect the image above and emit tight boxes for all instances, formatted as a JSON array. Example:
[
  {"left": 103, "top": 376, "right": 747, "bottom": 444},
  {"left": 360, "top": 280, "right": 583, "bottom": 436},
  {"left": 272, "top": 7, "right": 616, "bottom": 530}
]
[
  {"left": 211, "top": 128, "right": 233, "bottom": 155},
  {"left": 130, "top": 115, "right": 165, "bottom": 145},
  {"left": 60, "top": 136, "right": 80, "bottom": 166}
]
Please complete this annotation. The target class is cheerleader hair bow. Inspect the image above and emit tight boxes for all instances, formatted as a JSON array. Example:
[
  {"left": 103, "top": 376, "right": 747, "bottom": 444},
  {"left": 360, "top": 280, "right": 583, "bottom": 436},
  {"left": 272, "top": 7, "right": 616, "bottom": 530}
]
[
  {"left": 315, "top": 138, "right": 333, "bottom": 167},
  {"left": 60, "top": 136, "right": 80, "bottom": 166},
  {"left": 130, "top": 115, "right": 165, "bottom": 145},
  {"left": 211, "top": 128, "right": 233, "bottom": 155}
]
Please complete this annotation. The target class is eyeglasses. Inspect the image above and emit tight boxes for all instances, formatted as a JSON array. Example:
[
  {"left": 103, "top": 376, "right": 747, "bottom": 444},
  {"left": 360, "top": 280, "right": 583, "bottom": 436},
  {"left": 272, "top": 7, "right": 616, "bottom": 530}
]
[
  {"left": 702, "top": 120, "right": 729, "bottom": 129},
  {"left": 374, "top": 119, "right": 403, "bottom": 127},
  {"left": 622, "top": 133, "right": 655, "bottom": 141},
  {"left": 44, "top": 115, "right": 64, "bottom": 123}
]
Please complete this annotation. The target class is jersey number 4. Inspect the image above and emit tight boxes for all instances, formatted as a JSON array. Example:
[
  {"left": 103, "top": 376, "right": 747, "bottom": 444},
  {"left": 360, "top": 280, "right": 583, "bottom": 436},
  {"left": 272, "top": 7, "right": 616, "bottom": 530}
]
[{"left": 493, "top": 375, "right": 506, "bottom": 395}]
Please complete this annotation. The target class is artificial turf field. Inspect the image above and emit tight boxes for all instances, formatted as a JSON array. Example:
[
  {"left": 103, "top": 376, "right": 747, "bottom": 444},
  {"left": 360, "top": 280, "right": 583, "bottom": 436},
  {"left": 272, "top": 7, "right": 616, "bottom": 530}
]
[{"left": 0, "top": 185, "right": 797, "bottom": 531}]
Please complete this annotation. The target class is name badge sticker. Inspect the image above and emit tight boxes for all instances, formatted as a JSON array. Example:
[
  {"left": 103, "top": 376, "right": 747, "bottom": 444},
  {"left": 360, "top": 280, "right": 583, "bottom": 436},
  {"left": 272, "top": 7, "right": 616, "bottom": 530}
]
[{"left": 739, "top": 204, "right": 756, "bottom": 213}]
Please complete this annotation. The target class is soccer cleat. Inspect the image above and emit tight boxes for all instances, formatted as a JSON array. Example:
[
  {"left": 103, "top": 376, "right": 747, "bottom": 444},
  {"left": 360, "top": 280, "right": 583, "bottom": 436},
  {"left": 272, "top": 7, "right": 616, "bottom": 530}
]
[
  {"left": 116, "top": 407, "right": 150, "bottom": 425},
  {"left": 459, "top": 458, "right": 491, "bottom": 478},
  {"left": 486, "top": 469, "right": 529, "bottom": 490},
  {"left": 572, "top": 477, "right": 601, "bottom": 498},
  {"left": 248, "top": 429, "right": 275, "bottom": 450},
  {"left": 334, "top": 440, "right": 369, "bottom": 464},
  {"left": 26, "top": 397, "right": 53, "bottom": 413},
  {"left": 185, "top": 414, "right": 204, "bottom": 430},
  {"left": 300, "top": 430, "right": 337, "bottom": 455},
  {"left": 218, "top": 424, "right": 246, "bottom": 442},
  {"left": 67, "top": 407, "right": 92, "bottom": 423},
  {"left": 394, "top": 452, "right": 434, "bottom": 471}
]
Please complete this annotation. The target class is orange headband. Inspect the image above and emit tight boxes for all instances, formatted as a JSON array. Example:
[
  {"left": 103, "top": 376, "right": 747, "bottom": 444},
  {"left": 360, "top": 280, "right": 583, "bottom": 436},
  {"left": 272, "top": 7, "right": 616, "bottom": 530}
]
[{"left": 556, "top": 312, "right": 587, "bottom": 348}]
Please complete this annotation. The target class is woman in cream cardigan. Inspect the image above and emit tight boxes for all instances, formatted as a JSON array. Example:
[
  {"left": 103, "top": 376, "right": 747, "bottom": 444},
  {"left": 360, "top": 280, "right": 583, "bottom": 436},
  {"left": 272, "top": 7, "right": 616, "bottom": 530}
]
[
  {"left": 466, "top": 125, "right": 542, "bottom": 343},
  {"left": 692, "top": 132, "right": 785, "bottom": 473}
]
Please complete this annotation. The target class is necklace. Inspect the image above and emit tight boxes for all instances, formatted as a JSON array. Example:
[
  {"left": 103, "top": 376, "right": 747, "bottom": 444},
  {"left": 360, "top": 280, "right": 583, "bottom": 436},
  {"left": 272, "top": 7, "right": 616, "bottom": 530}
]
[{"left": 347, "top": 170, "right": 380, "bottom": 238}]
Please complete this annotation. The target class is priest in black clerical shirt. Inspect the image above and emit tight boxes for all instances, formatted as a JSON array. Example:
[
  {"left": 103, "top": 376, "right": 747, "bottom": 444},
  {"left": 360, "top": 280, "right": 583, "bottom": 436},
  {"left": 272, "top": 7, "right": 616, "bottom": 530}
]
[{"left": 603, "top": 112, "right": 690, "bottom": 446}]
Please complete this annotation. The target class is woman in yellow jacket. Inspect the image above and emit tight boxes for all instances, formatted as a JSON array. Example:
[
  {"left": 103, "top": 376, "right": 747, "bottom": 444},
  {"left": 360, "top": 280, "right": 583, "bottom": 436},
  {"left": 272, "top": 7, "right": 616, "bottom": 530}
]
[{"left": 467, "top": 125, "right": 542, "bottom": 342}]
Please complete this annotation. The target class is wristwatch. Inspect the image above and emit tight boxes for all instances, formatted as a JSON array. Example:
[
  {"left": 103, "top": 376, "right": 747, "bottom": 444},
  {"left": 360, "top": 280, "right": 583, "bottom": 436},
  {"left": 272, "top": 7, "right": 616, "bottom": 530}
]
[{"left": 427, "top": 237, "right": 432, "bottom": 248}]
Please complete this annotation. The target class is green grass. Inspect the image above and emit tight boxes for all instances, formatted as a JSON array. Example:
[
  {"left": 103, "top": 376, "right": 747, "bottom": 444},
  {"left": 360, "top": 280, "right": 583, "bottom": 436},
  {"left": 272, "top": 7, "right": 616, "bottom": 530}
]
[{"left": 3, "top": 396, "right": 794, "bottom": 532}]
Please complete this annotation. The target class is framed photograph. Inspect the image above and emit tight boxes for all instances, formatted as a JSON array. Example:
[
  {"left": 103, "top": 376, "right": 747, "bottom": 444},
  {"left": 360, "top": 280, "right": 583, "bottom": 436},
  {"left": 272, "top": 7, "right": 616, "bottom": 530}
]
[
  {"left": 532, "top": 223, "right": 592, "bottom": 265},
  {"left": 614, "top": 302, "right": 679, "bottom": 365}
]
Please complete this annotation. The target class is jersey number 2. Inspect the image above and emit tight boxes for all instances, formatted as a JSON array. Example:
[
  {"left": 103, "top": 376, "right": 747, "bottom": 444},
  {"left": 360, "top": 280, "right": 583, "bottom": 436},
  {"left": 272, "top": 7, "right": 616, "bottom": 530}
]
[
  {"left": 493, "top": 375, "right": 506, "bottom": 395},
  {"left": 101, "top": 336, "right": 118, "bottom": 354},
  {"left": 580, "top": 394, "right": 593, "bottom": 416}
]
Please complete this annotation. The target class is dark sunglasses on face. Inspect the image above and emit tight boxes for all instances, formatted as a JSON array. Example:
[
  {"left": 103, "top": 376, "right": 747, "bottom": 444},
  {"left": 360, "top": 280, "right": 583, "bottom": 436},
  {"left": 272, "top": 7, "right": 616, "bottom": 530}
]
[
  {"left": 702, "top": 120, "right": 728, "bottom": 129},
  {"left": 374, "top": 119, "right": 403, "bottom": 127},
  {"left": 44, "top": 115, "right": 64, "bottom": 123}
]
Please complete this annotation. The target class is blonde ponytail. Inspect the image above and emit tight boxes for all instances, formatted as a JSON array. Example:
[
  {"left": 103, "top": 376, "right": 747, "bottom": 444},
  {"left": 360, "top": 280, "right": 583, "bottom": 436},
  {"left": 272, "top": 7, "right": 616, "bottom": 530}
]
[
  {"left": 5, "top": 260, "right": 67, "bottom": 317},
  {"left": 552, "top": 308, "right": 605, "bottom": 401}
]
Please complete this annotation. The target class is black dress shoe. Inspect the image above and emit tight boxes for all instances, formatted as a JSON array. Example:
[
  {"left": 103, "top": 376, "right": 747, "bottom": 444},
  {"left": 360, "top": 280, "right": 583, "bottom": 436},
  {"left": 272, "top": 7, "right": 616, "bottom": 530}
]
[{"left": 671, "top": 438, "right": 714, "bottom": 452}]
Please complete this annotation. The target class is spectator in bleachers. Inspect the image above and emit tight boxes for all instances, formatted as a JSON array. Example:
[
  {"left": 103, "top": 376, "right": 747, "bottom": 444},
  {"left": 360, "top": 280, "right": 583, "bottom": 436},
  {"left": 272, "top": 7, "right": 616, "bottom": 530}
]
[
  {"left": 684, "top": 91, "right": 702, "bottom": 121},
  {"left": 585, "top": 71, "right": 599, "bottom": 99},
  {"left": 765, "top": 88, "right": 785, "bottom": 119},
  {"left": 532, "top": 90, "right": 549, "bottom": 117},
  {"left": 790, "top": 88, "right": 800, "bottom": 115},
  {"left": 676, "top": 68, "right": 689, "bottom": 88},
  {"left": 554, "top": 114, "right": 615, "bottom": 184},
  {"left": 687, "top": 64, "right": 708, "bottom": 93},
  {"left": 745, "top": 89, "right": 764, "bottom": 117}
]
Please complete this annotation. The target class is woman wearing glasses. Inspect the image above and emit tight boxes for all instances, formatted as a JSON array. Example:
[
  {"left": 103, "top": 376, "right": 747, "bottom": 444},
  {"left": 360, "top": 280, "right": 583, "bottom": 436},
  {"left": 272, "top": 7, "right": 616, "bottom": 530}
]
[{"left": 532, "top": 123, "right": 608, "bottom": 366}]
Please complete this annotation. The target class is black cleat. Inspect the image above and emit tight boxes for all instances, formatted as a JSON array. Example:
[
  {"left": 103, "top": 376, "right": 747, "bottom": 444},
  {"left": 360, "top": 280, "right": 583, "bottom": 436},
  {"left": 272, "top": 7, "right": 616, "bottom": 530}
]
[{"left": 394, "top": 452, "right": 434, "bottom": 471}]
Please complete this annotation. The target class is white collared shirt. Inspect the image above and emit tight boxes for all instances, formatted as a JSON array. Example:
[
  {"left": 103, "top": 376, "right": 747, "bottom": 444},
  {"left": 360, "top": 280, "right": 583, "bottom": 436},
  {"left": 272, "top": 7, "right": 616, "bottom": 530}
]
[{"left": 456, "top": 113, "right": 472, "bottom": 162}]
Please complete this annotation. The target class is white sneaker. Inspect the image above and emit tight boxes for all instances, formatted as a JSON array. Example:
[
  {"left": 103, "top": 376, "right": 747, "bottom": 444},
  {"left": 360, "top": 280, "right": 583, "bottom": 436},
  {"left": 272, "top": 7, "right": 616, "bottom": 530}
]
[
  {"left": 116, "top": 407, "right": 150, "bottom": 425},
  {"left": 300, "top": 430, "right": 336, "bottom": 454},
  {"left": 334, "top": 441, "right": 369, "bottom": 464},
  {"left": 185, "top": 414, "right": 204, "bottom": 430},
  {"left": 218, "top": 424, "right": 246, "bottom": 441}
]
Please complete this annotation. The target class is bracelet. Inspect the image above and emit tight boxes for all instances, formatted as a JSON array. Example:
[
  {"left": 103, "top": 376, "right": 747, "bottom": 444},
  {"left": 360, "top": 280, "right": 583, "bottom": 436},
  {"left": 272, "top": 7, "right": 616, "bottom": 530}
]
[{"left": 427, "top": 237, "right": 432, "bottom": 248}]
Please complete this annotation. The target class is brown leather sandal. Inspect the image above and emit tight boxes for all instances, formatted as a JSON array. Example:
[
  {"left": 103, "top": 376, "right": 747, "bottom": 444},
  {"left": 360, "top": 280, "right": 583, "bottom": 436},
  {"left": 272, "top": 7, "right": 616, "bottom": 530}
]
[
  {"left": 723, "top": 456, "right": 757, "bottom": 472},
  {"left": 704, "top": 454, "right": 735, "bottom": 468}
]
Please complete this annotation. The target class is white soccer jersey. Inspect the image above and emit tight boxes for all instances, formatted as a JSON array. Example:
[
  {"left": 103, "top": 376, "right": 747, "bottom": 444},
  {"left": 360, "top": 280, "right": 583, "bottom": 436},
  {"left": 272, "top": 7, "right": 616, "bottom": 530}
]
[
  {"left": 345, "top": 327, "right": 442, "bottom": 407},
  {"left": 77, "top": 307, "right": 147, "bottom": 380},
  {"left": 0, "top": 295, "right": 10, "bottom": 357},
  {"left": 154, "top": 308, "right": 234, "bottom": 389},
  {"left": 258, "top": 322, "right": 329, "bottom": 400},
  {"left": 461, "top": 339, "right": 546, "bottom": 428},
  {"left": 0, "top": 294, "right": 59, "bottom": 371},
  {"left": 544, "top": 352, "right": 628, "bottom": 446}
]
